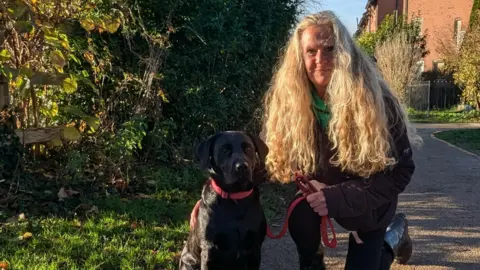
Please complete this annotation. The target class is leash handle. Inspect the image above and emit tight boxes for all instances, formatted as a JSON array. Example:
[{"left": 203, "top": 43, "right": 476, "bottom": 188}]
[{"left": 321, "top": 216, "right": 337, "bottom": 248}]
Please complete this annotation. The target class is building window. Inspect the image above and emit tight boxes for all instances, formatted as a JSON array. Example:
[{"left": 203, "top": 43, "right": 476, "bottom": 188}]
[
  {"left": 433, "top": 60, "right": 445, "bottom": 72},
  {"left": 416, "top": 60, "right": 425, "bottom": 75},
  {"left": 454, "top": 18, "right": 466, "bottom": 49}
]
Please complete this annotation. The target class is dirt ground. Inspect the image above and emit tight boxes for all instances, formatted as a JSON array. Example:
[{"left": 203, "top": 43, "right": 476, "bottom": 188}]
[{"left": 260, "top": 123, "right": 480, "bottom": 270}]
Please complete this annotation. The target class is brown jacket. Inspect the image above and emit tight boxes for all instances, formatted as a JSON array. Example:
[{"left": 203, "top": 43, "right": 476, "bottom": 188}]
[{"left": 314, "top": 102, "right": 415, "bottom": 232}]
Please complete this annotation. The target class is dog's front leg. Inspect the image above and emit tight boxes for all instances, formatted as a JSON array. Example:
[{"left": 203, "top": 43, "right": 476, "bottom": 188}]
[
  {"left": 200, "top": 246, "right": 222, "bottom": 270},
  {"left": 246, "top": 247, "right": 262, "bottom": 270},
  {"left": 179, "top": 244, "right": 200, "bottom": 270}
]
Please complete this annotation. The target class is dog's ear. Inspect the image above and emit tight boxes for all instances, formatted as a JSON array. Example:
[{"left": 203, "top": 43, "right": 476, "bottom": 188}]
[
  {"left": 195, "top": 134, "right": 218, "bottom": 170},
  {"left": 248, "top": 133, "right": 269, "bottom": 185},
  {"left": 247, "top": 133, "right": 269, "bottom": 163}
]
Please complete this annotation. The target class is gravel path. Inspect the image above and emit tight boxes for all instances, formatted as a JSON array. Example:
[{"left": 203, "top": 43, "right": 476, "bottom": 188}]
[{"left": 260, "top": 123, "right": 480, "bottom": 270}]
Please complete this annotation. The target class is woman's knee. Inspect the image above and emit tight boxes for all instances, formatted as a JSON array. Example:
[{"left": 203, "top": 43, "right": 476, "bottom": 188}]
[{"left": 288, "top": 196, "right": 322, "bottom": 251}]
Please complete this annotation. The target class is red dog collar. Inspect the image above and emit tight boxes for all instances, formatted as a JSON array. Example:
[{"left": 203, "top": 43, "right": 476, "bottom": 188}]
[{"left": 209, "top": 178, "right": 253, "bottom": 199}]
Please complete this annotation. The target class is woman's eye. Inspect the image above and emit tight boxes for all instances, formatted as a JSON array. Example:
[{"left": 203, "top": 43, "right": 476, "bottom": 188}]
[
  {"left": 307, "top": 50, "right": 316, "bottom": 55},
  {"left": 325, "top": 45, "right": 334, "bottom": 52}
]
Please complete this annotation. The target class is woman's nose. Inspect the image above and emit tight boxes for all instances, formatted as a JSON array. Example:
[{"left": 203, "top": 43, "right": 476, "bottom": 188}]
[{"left": 315, "top": 50, "right": 330, "bottom": 64}]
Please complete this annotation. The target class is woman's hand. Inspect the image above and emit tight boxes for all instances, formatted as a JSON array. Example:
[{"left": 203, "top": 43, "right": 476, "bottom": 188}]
[{"left": 306, "top": 180, "right": 329, "bottom": 216}]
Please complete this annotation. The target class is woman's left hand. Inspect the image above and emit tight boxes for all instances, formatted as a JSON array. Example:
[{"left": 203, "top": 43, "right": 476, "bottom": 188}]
[{"left": 306, "top": 180, "right": 329, "bottom": 216}]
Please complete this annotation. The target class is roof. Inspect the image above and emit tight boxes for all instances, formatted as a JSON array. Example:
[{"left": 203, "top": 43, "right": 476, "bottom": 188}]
[{"left": 355, "top": 0, "right": 378, "bottom": 36}]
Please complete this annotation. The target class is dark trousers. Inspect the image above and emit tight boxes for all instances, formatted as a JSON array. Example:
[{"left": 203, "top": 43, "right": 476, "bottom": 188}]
[{"left": 288, "top": 194, "right": 394, "bottom": 270}]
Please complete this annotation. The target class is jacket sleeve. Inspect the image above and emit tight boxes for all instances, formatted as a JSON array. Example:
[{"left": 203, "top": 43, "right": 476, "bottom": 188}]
[{"left": 321, "top": 113, "right": 416, "bottom": 220}]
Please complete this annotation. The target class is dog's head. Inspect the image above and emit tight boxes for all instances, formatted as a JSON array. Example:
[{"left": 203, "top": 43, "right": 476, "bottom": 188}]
[{"left": 195, "top": 131, "right": 268, "bottom": 192}]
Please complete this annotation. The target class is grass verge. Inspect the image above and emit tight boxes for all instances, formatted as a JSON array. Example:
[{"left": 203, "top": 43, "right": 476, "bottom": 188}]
[
  {"left": 434, "top": 128, "right": 480, "bottom": 156},
  {"left": 408, "top": 109, "right": 480, "bottom": 123},
  {"left": 0, "top": 166, "right": 203, "bottom": 270}
]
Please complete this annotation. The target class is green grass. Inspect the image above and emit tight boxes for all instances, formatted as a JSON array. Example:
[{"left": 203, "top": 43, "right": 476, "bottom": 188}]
[
  {"left": 0, "top": 167, "right": 203, "bottom": 270},
  {"left": 0, "top": 165, "right": 293, "bottom": 269},
  {"left": 434, "top": 128, "right": 480, "bottom": 155},
  {"left": 408, "top": 108, "right": 480, "bottom": 123},
  {"left": 0, "top": 192, "right": 197, "bottom": 270}
]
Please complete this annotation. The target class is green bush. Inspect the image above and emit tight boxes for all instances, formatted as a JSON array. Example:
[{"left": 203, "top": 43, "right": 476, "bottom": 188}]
[
  {"left": 0, "top": 123, "right": 23, "bottom": 180},
  {"left": 355, "top": 14, "right": 427, "bottom": 58}
]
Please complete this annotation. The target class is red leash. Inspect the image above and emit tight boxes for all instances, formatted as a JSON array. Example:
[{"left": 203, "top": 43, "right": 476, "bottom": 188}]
[
  {"left": 265, "top": 172, "right": 337, "bottom": 249},
  {"left": 189, "top": 175, "right": 337, "bottom": 249}
]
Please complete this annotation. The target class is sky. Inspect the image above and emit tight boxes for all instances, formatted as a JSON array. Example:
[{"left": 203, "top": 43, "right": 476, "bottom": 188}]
[{"left": 304, "top": 0, "right": 367, "bottom": 35}]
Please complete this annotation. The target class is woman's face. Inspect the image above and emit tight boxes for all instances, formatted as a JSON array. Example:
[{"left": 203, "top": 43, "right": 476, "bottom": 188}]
[{"left": 301, "top": 25, "right": 335, "bottom": 96}]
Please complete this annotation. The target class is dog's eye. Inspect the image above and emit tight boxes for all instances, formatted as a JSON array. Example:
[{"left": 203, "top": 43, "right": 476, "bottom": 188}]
[
  {"left": 221, "top": 146, "right": 231, "bottom": 154},
  {"left": 244, "top": 146, "right": 254, "bottom": 153}
]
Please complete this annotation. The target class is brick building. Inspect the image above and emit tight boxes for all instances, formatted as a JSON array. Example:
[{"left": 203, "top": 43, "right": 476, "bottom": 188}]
[{"left": 356, "top": 0, "right": 474, "bottom": 71}]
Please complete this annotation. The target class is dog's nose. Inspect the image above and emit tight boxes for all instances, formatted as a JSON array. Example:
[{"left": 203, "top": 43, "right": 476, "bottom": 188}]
[{"left": 235, "top": 162, "right": 249, "bottom": 172}]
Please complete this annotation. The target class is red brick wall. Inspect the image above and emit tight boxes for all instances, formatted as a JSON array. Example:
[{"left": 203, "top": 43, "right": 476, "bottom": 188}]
[
  {"left": 377, "top": 0, "right": 402, "bottom": 25},
  {"left": 363, "top": 0, "right": 473, "bottom": 71},
  {"left": 406, "top": 0, "right": 473, "bottom": 70}
]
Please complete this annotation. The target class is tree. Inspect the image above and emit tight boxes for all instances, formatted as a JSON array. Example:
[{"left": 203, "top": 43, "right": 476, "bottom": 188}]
[
  {"left": 470, "top": 0, "right": 480, "bottom": 28},
  {"left": 453, "top": 18, "right": 480, "bottom": 109},
  {"left": 356, "top": 13, "right": 428, "bottom": 58},
  {"left": 374, "top": 31, "right": 424, "bottom": 104}
]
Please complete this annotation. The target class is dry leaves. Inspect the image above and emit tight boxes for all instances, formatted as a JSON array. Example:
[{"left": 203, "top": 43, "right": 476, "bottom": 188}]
[
  {"left": 57, "top": 187, "right": 80, "bottom": 201},
  {"left": 0, "top": 261, "right": 8, "bottom": 270},
  {"left": 18, "top": 232, "right": 33, "bottom": 240}
]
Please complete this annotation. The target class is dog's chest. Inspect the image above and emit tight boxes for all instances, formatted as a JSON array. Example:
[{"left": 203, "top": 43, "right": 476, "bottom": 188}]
[{"left": 205, "top": 201, "right": 264, "bottom": 251}]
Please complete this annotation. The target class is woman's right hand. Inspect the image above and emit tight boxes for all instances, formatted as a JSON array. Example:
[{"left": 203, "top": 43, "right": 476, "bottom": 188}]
[{"left": 306, "top": 180, "right": 329, "bottom": 216}]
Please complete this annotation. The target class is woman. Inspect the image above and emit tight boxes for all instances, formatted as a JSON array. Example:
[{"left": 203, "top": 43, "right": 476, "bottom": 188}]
[{"left": 260, "top": 11, "right": 423, "bottom": 270}]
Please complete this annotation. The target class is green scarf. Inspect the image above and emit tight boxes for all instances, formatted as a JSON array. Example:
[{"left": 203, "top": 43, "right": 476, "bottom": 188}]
[{"left": 310, "top": 90, "right": 330, "bottom": 130}]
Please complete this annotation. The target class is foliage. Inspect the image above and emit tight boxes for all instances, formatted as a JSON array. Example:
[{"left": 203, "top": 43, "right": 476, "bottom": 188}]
[
  {"left": 407, "top": 107, "right": 480, "bottom": 123},
  {"left": 375, "top": 31, "right": 424, "bottom": 104},
  {"left": 154, "top": 0, "right": 301, "bottom": 157},
  {"left": 0, "top": 124, "right": 23, "bottom": 179},
  {"left": 452, "top": 14, "right": 480, "bottom": 110},
  {"left": 470, "top": 0, "right": 480, "bottom": 28},
  {"left": 355, "top": 13, "right": 428, "bottom": 58},
  {"left": 0, "top": 0, "right": 125, "bottom": 141}
]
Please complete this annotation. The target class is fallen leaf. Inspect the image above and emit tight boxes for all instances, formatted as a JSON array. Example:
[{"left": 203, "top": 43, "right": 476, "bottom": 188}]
[
  {"left": 66, "top": 189, "right": 80, "bottom": 196},
  {"left": 131, "top": 223, "right": 137, "bottom": 229},
  {"left": 135, "top": 193, "right": 150, "bottom": 199},
  {"left": 22, "top": 232, "right": 33, "bottom": 240},
  {"left": 57, "top": 187, "right": 80, "bottom": 200},
  {"left": 72, "top": 220, "right": 82, "bottom": 228},
  {"left": 57, "top": 187, "right": 69, "bottom": 200},
  {"left": 0, "top": 261, "right": 8, "bottom": 269},
  {"left": 18, "top": 213, "right": 26, "bottom": 221}
]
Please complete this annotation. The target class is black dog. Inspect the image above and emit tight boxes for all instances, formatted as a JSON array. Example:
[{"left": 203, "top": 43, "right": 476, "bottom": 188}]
[{"left": 179, "top": 131, "right": 269, "bottom": 270}]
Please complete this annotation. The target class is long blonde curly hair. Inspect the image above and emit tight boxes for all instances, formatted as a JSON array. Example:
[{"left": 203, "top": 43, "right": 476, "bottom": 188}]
[{"left": 261, "top": 11, "right": 422, "bottom": 183}]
